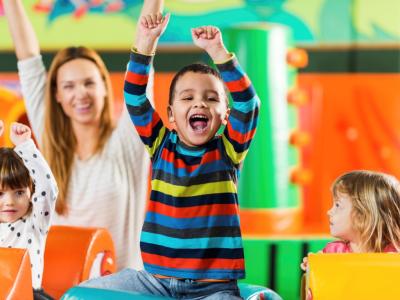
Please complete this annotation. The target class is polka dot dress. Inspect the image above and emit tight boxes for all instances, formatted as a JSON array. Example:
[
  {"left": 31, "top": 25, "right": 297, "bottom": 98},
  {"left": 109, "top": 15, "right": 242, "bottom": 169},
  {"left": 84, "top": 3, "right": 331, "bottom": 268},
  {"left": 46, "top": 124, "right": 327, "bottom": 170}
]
[{"left": 0, "top": 140, "right": 58, "bottom": 289}]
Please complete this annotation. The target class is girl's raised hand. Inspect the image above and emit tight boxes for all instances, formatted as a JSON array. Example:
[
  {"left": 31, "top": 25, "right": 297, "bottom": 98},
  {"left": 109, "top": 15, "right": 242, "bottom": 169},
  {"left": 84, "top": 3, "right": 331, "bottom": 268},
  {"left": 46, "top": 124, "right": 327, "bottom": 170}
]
[
  {"left": 191, "top": 26, "right": 230, "bottom": 62},
  {"left": 10, "top": 122, "right": 31, "bottom": 146},
  {"left": 0, "top": 120, "right": 4, "bottom": 137},
  {"left": 300, "top": 256, "right": 308, "bottom": 271}
]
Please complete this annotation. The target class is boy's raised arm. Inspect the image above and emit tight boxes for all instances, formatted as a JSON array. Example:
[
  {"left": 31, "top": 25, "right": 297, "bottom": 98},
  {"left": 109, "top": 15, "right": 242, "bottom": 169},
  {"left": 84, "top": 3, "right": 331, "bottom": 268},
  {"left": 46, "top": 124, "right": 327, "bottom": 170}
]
[{"left": 3, "top": 0, "right": 40, "bottom": 60}]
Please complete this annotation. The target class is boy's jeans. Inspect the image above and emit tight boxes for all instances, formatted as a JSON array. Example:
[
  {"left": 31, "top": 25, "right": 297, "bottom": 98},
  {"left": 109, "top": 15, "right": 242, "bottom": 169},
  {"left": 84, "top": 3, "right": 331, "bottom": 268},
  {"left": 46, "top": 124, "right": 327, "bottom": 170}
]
[{"left": 80, "top": 269, "right": 242, "bottom": 299}]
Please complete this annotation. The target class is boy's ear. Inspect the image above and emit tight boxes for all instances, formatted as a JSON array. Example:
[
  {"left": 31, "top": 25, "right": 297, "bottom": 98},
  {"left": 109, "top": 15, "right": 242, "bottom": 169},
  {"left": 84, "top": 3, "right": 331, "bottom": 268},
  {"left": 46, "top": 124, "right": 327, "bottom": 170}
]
[
  {"left": 222, "top": 108, "right": 230, "bottom": 125},
  {"left": 167, "top": 106, "right": 175, "bottom": 123}
]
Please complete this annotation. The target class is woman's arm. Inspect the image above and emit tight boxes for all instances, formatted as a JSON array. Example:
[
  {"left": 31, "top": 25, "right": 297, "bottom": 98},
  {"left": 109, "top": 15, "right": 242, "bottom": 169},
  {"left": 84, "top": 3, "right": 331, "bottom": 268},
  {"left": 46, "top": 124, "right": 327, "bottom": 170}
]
[{"left": 3, "top": 0, "right": 40, "bottom": 60}]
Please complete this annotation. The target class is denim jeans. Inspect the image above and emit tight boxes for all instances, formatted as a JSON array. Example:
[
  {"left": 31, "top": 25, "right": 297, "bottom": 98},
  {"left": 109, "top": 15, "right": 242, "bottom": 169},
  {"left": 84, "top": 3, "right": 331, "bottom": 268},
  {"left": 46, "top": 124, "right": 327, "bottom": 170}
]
[{"left": 80, "top": 269, "right": 242, "bottom": 299}]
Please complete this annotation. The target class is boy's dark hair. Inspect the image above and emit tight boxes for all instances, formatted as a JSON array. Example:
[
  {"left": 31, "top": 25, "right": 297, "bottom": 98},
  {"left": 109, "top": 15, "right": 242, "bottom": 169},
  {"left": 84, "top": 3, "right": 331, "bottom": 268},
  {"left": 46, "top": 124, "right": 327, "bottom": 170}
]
[
  {"left": 0, "top": 148, "right": 35, "bottom": 194},
  {"left": 168, "top": 63, "right": 225, "bottom": 105}
]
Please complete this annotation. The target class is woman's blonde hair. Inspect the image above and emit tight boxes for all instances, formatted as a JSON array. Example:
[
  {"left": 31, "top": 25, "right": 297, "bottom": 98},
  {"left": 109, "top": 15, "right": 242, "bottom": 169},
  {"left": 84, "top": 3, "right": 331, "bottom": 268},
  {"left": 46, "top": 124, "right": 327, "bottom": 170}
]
[
  {"left": 42, "top": 46, "right": 114, "bottom": 215},
  {"left": 332, "top": 170, "right": 400, "bottom": 252}
]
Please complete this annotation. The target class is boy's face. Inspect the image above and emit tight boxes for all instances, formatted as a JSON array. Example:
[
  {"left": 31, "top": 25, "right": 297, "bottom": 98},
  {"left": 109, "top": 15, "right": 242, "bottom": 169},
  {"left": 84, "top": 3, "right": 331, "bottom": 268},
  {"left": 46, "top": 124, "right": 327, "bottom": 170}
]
[
  {"left": 0, "top": 186, "right": 31, "bottom": 223},
  {"left": 327, "top": 192, "right": 358, "bottom": 242},
  {"left": 168, "top": 72, "right": 229, "bottom": 147}
]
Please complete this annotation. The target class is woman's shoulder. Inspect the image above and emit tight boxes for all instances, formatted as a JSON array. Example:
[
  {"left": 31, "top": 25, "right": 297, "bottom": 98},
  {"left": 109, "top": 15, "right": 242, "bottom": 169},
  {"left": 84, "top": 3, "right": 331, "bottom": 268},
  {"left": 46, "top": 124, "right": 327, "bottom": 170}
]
[{"left": 322, "top": 241, "right": 351, "bottom": 253}]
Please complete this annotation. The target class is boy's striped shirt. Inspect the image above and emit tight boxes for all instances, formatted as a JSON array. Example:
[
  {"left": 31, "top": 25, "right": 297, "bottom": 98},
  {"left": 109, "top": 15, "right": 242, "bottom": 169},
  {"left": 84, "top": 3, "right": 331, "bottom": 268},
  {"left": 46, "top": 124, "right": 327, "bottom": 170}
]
[{"left": 124, "top": 52, "right": 260, "bottom": 279}]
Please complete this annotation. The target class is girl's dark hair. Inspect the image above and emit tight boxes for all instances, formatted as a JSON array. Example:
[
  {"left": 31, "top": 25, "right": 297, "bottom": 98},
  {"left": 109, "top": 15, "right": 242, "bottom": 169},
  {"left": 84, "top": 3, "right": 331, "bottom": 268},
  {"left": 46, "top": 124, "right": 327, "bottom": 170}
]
[
  {"left": 168, "top": 63, "right": 224, "bottom": 105},
  {"left": 0, "top": 148, "right": 34, "bottom": 194}
]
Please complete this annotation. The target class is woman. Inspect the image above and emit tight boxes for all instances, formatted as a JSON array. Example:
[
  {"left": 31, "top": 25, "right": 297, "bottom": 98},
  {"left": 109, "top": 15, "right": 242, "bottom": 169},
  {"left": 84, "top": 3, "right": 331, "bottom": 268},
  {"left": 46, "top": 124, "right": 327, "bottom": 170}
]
[{"left": 3, "top": 0, "right": 163, "bottom": 270}]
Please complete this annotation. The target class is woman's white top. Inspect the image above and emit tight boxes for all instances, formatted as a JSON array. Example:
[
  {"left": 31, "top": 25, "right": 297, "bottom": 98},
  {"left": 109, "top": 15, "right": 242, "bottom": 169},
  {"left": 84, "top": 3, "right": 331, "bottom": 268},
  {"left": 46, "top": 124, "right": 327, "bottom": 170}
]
[{"left": 17, "top": 56, "right": 150, "bottom": 270}]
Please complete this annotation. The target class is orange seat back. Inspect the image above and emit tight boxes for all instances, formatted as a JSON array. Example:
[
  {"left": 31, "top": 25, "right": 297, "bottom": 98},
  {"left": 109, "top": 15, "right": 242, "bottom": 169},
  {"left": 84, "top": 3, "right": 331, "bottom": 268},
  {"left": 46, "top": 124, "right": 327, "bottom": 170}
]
[
  {"left": 0, "top": 247, "right": 33, "bottom": 300},
  {"left": 42, "top": 225, "right": 116, "bottom": 299}
]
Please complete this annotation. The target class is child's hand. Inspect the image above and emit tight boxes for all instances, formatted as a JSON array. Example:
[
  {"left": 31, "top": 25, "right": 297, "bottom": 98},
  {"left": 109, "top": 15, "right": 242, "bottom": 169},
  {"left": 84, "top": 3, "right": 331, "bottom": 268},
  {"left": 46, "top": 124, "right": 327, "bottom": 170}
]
[
  {"left": 10, "top": 122, "right": 31, "bottom": 146},
  {"left": 300, "top": 256, "right": 308, "bottom": 271},
  {"left": 191, "top": 26, "right": 230, "bottom": 62},
  {"left": 135, "top": 12, "right": 170, "bottom": 54},
  {"left": 0, "top": 120, "right": 4, "bottom": 137}
]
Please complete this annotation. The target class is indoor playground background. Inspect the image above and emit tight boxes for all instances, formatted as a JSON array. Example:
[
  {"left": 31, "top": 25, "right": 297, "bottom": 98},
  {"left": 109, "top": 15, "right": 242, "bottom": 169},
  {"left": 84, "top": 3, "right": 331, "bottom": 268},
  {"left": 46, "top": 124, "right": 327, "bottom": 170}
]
[{"left": 0, "top": 1, "right": 399, "bottom": 299}]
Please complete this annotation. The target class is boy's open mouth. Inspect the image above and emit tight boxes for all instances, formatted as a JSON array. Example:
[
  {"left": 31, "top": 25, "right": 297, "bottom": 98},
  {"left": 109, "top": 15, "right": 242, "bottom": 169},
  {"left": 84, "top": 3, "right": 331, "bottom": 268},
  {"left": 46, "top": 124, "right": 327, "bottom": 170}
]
[{"left": 189, "top": 114, "right": 209, "bottom": 133}]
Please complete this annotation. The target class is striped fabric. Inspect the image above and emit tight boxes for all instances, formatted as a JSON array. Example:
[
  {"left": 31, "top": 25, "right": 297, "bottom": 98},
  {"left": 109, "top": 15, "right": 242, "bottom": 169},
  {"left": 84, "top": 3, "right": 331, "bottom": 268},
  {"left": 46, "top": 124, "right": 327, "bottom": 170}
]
[{"left": 124, "top": 52, "right": 260, "bottom": 280}]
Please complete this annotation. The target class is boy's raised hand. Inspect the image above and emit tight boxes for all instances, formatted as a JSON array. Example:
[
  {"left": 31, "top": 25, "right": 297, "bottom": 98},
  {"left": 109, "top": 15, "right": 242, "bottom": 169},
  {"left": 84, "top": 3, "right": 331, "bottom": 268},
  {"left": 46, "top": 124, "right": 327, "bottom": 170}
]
[
  {"left": 10, "top": 122, "right": 31, "bottom": 146},
  {"left": 135, "top": 12, "right": 170, "bottom": 55},
  {"left": 191, "top": 26, "right": 230, "bottom": 62},
  {"left": 0, "top": 120, "right": 4, "bottom": 137}
]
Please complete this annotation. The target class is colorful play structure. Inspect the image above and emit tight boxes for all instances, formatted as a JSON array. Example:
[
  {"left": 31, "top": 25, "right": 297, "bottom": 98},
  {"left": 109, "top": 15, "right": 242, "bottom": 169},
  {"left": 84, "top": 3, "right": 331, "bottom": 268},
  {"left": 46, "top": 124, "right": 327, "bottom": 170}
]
[{"left": 1, "top": 1, "right": 400, "bottom": 299}]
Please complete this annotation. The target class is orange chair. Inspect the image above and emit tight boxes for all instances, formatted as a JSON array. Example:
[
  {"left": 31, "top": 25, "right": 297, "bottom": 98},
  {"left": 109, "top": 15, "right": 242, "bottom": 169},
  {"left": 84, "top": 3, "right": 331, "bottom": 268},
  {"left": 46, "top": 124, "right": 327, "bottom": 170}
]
[
  {"left": 42, "top": 226, "right": 116, "bottom": 299},
  {"left": 0, "top": 247, "right": 34, "bottom": 300}
]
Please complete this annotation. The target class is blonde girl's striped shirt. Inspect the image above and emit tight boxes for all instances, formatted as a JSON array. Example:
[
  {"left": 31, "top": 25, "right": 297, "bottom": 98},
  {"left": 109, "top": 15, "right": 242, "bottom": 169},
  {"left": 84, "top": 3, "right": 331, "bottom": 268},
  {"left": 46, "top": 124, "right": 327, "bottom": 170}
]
[{"left": 124, "top": 52, "right": 260, "bottom": 280}]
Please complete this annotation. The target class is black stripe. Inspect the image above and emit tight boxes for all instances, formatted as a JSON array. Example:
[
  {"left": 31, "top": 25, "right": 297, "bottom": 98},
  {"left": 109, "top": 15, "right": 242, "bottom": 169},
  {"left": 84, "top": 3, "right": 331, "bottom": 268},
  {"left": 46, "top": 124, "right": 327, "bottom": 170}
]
[
  {"left": 141, "top": 242, "right": 244, "bottom": 259},
  {"left": 140, "top": 121, "right": 165, "bottom": 149},
  {"left": 124, "top": 81, "right": 146, "bottom": 95},
  {"left": 129, "top": 52, "right": 152, "bottom": 65},
  {"left": 143, "top": 222, "right": 241, "bottom": 238},
  {"left": 230, "top": 107, "right": 259, "bottom": 124},
  {"left": 269, "top": 243, "right": 277, "bottom": 290},
  {"left": 216, "top": 59, "right": 238, "bottom": 72},
  {"left": 224, "top": 129, "right": 253, "bottom": 153},
  {"left": 126, "top": 100, "right": 152, "bottom": 116},
  {"left": 230, "top": 88, "right": 256, "bottom": 103},
  {"left": 152, "top": 169, "right": 235, "bottom": 186},
  {"left": 150, "top": 190, "right": 238, "bottom": 207}
]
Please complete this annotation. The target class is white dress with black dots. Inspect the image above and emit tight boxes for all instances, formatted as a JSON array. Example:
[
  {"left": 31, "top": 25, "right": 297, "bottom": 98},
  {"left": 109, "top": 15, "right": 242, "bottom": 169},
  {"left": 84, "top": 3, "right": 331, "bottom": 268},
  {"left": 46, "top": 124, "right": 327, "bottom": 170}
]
[{"left": 0, "top": 139, "right": 58, "bottom": 289}]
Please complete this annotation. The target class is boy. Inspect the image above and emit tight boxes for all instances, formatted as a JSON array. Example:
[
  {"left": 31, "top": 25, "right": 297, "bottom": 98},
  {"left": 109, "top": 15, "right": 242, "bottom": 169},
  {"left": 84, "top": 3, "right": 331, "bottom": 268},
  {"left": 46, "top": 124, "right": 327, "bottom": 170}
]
[{"left": 83, "top": 12, "right": 281, "bottom": 300}]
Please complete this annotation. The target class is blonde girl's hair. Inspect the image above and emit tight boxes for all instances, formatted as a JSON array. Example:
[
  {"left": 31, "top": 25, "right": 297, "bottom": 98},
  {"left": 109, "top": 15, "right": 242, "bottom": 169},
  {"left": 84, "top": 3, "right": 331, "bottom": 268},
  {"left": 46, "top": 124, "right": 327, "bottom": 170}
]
[
  {"left": 42, "top": 46, "right": 114, "bottom": 215},
  {"left": 332, "top": 170, "right": 400, "bottom": 252}
]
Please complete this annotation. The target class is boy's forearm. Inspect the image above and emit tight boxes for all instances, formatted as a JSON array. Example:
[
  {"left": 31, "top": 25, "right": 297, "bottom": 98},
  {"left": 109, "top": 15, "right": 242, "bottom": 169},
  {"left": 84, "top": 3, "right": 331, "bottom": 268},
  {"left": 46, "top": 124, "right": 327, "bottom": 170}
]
[
  {"left": 3, "top": 0, "right": 40, "bottom": 60},
  {"left": 134, "top": 0, "right": 164, "bottom": 55},
  {"left": 207, "top": 45, "right": 231, "bottom": 63},
  {"left": 135, "top": 37, "right": 159, "bottom": 55}
]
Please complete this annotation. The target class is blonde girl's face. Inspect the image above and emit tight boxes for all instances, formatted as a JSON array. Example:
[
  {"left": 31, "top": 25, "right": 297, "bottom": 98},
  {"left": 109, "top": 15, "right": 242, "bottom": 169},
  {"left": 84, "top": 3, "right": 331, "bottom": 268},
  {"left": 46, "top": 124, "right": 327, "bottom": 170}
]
[
  {"left": 327, "top": 192, "right": 358, "bottom": 242},
  {"left": 0, "top": 187, "right": 31, "bottom": 223},
  {"left": 55, "top": 58, "right": 106, "bottom": 128}
]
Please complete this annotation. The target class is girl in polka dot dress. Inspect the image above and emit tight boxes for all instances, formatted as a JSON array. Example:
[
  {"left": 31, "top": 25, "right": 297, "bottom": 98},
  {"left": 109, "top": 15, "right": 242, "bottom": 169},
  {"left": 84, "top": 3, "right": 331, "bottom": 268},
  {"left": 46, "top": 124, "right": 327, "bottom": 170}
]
[{"left": 0, "top": 120, "right": 58, "bottom": 300}]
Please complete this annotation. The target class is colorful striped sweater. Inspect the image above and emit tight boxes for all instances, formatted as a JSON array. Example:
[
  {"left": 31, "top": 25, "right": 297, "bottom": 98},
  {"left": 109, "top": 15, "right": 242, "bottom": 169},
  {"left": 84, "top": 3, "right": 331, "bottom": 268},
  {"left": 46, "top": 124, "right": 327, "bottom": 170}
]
[{"left": 124, "top": 51, "right": 260, "bottom": 280}]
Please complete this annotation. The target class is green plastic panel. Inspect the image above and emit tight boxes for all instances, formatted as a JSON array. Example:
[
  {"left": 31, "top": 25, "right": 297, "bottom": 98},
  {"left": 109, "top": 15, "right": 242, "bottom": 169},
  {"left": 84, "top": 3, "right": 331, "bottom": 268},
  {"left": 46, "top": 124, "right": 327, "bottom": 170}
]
[{"left": 223, "top": 24, "right": 299, "bottom": 209}]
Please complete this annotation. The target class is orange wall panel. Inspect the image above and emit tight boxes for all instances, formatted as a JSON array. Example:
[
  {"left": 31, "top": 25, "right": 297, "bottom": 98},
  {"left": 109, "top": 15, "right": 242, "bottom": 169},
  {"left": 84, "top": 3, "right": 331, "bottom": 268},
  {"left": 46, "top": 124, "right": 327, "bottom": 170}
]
[{"left": 298, "top": 73, "right": 400, "bottom": 230}]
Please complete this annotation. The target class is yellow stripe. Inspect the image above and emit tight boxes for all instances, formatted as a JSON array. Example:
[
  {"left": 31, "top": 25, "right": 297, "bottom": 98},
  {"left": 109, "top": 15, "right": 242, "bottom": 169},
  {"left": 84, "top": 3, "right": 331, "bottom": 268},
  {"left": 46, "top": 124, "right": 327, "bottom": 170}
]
[
  {"left": 146, "top": 126, "right": 167, "bottom": 157},
  {"left": 152, "top": 179, "right": 237, "bottom": 197},
  {"left": 222, "top": 135, "right": 248, "bottom": 164}
]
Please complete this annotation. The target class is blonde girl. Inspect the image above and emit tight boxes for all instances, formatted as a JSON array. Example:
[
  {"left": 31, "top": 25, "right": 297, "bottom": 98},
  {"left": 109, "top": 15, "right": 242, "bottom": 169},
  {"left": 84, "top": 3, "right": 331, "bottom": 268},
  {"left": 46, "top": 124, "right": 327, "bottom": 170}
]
[{"left": 301, "top": 170, "right": 400, "bottom": 270}]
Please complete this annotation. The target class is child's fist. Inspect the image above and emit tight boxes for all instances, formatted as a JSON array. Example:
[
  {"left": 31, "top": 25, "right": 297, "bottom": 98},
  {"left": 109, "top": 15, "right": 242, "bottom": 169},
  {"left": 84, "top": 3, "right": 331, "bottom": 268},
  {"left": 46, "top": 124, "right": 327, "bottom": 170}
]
[
  {"left": 10, "top": 122, "right": 31, "bottom": 146},
  {"left": 191, "top": 26, "right": 222, "bottom": 50},
  {"left": 300, "top": 256, "right": 308, "bottom": 271},
  {"left": 191, "top": 26, "right": 229, "bottom": 62},
  {"left": 0, "top": 120, "right": 4, "bottom": 137}
]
